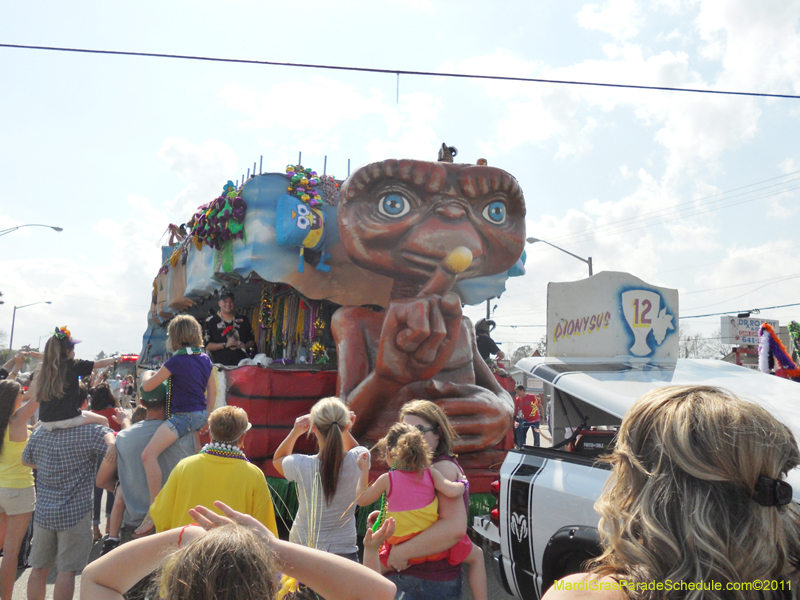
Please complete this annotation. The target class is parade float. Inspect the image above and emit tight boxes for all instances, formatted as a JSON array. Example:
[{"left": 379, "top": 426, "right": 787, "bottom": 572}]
[{"left": 141, "top": 148, "right": 527, "bottom": 527}]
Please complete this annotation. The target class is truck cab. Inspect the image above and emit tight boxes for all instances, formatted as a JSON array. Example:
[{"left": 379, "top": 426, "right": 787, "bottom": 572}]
[{"left": 474, "top": 357, "right": 800, "bottom": 599}]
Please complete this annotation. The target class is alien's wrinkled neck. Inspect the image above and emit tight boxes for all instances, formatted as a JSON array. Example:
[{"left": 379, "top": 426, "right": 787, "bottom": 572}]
[{"left": 391, "top": 280, "right": 425, "bottom": 300}]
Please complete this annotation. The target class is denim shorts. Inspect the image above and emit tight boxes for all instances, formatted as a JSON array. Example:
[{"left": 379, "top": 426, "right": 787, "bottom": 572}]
[
  {"left": 166, "top": 410, "right": 208, "bottom": 439},
  {"left": 387, "top": 573, "right": 462, "bottom": 600}
]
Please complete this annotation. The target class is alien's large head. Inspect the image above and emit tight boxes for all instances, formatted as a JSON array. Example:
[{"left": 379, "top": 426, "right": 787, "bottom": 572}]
[{"left": 338, "top": 159, "right": 526, "bottom": 284}]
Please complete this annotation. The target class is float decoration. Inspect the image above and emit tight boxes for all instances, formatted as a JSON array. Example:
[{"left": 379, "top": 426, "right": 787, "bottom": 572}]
[
  {"left": 319, "top": 174, "right": 340, "bottom": 206},
  {"left": 333, "top": 156, "right": 526, "bottom": 460},
  {"left": 789, "top": 320, "right": 800, "bottom": 362},
  {"left": 758, "top": 322, "right": 800, "bottom": 381},
  {"left": 191, "top": 180, "right": 248, "bottom": 250},
  {"left": 275, "top": 165, "right": 331, "bottom": 273},
  {"left": 141, "top": 150, "right": 526, "bottom": 502}
]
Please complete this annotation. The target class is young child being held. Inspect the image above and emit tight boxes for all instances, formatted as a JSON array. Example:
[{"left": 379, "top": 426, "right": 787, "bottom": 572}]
[
  {"left": 357, "top": 422, "right": 488, "bottom": 600},
  {"left": 137, "top": 314, "right": 216, "bottom": 535}
]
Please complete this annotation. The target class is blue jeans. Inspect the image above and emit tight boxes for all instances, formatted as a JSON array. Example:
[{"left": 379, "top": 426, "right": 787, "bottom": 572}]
[
  {"left": 515, "top": 420, "right": 540, "bottom": 447},
  {"left": 387, "top": 573, "right": 462, "bottom": 600},
  {"left": 93, "top": 456, "right": 114, "bottom": 525}
]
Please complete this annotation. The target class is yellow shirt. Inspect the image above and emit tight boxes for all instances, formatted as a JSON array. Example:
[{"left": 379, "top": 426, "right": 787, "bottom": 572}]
[
  {"left": 150, "top": 453, "right": 278, "bottom": 535},
  {"left": 0, "top": 428, "right": 34, "bottom": 488}
]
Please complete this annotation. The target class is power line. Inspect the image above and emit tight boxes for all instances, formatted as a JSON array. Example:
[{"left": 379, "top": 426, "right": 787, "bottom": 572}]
[
  {"left": 681, "top": 302, "right": 800, "bottom": 319},
  {"left": 3, "top": 43, "right": 800, "bottom": 100},
  {"left": 655, "top": 243, "right": 800, "bottom": 276},
  {"left": 681, "top": 273, "right": 800, "bottom": 296},
  {"left": 545, "top": 170, "right": 800, "bottom": 247},
  {"left": 543, "top": 177, "right": 800, "bottom": 247}
]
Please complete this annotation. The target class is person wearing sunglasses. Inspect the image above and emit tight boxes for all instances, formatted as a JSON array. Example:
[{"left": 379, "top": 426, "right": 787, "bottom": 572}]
[{"left": 368, "top": 399, "right": 485, "bottom": 600}]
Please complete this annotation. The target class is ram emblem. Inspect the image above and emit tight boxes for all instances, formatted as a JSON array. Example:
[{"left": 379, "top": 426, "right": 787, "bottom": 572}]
[{"left": 510, "top": 512, "right": 528, "bottom": 543}]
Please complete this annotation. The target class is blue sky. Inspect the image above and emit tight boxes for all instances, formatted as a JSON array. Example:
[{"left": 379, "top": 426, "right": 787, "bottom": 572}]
[{"left": 2, "top": 0, "right": 799, "bottom": 358}]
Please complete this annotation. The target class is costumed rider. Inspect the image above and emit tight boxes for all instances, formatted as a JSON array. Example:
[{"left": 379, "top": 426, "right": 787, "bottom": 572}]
[
  {"left": 202, "top": 291, "right": 256, "bottom": 367},
  {"left": 475, "top": 319, "right": 504, "bottom": 362}
]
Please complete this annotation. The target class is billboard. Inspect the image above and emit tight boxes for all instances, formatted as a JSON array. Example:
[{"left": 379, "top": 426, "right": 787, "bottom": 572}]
[
  {"left": 721, "top": 316, "right": 779, "bottom": 346},
  {"left": 547, "top": 272, "right": 679, "bottom": 359}
]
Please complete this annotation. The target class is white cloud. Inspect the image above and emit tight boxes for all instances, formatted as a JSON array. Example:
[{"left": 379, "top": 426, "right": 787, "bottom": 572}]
[
  {"left": 662, "top": 221, "right": 719, "bottom": 252},
  {"left": 577, "top": 0, "right": 644, "bottom": 40},
  {"left": 682, "top": 240, "right": 798, "bottom": 314},
  {"left": 157, "top": 139, "right": 239, "bottom": 215},
  {"left": 696, "top": 0, "right": 800, "bottom": 93},
  {"left": 218, "top": 78, "right": 443, "bottom": 168},
  {"left": 779, "top": 158, "right": 799, "bottom": 174},
  {"left": 218, "top": 78, "right": 393, "bottom": 133}
]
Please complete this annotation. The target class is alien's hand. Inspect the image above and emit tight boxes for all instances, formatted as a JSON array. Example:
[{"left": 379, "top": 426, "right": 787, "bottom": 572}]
[
  {"left": 423, "top": 380, "right": 513, "bottom": 452},
  {"left": 375, "top": 248, "right": 471, "bottom": 385}
]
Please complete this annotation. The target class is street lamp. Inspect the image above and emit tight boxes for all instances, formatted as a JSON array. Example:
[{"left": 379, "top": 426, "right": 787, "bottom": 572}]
[
  {"left": 527, "top": 237, "right": 593, "bottom": 276},
  {"left": 9, "top": 302, "right": 52, "bottom": 352},
  {"left": 0, "top": 224, "right": 63, "bottom": 237}
]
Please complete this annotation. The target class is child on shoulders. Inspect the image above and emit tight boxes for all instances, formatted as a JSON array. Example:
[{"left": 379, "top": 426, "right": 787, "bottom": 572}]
[{"left": 136, "top": 314, "right": 216, "bottom": 536}]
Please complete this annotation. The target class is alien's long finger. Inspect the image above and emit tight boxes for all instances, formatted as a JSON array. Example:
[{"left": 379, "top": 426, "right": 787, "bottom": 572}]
[
  {"left": 413, "top": 299, "right": 448, "bottom": 364},
  {"left": 396, "top": 301, "right": 431, "bottom": 352},
  {"left": 418, "top": 247, "right": 473, "bottom": 297}
]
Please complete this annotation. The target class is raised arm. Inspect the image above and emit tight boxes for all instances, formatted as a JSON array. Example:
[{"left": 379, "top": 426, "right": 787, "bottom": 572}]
[
  {"left": 13, "top": 395, "right": 39, "bottom": 424},
  {"left": 192, "top": 502, "right": 397, "bottom": 600},
  {"left": 80, "top": 525, "right": 206, "bottom": 600},
  {"left": 272, "top": 414, "right": 310, "bottom": 477},
  {"left": 94, "top": 356, "right": 118, "bottom": 370},
  {"left": 362, "top": 511, "right": 396, "bottom": 574},
  {"left": 356, "top": 462, "right": 388, "bottom": 507},
  {"left": 141, "top": 365, "right": 171, "bottom": 392},
  {"left": 343, "top": 411, "right": 359, "bottom": 451}
]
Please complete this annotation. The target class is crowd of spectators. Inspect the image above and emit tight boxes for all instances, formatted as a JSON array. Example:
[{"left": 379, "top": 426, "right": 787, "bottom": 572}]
[{"left": 3, "top": 322, "right": 799, "bottom": 600}]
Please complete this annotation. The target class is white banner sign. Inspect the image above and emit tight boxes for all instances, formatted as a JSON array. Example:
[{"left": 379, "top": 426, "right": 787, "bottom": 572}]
[
  {"left": 547, "top": 272, "right": 679, "bottom": 359},
  {"left": 720, "top": 316, "right": 779, "bottom": 346}
]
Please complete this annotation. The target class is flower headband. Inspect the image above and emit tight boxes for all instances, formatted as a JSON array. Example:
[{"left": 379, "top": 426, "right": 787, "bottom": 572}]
[{"left": 53, "top": 326, "right": 81, "bottom": 345}]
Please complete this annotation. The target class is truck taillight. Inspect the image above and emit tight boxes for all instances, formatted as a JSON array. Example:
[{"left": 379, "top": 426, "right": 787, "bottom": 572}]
[{"left": 489, "top": 477, "right": 501, "bottom": 525}]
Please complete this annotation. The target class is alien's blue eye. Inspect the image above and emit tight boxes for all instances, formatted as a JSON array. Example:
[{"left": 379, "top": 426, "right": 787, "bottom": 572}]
[
  {"left": 296, "top": 216, "right": 310, "bottom": 230},
  {"left": 378, "top": 194, "right": 410, "bottom": 218},
  {"left": 482, "top": 201, "right": 506, "bottom": 224}
]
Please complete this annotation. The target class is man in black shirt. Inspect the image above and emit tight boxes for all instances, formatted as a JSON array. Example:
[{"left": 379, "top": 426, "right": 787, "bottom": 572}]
[
  {"left": 475, "top": 319, "right": 505, "bottom": 362},
  {"left": 202, "top": 292, "right": 256, "bottom": 366}
]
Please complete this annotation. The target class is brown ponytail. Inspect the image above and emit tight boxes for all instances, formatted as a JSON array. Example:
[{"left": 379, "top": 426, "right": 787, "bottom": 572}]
[{"left": 38, "top": 335, "right": 73, "bottom": 403}]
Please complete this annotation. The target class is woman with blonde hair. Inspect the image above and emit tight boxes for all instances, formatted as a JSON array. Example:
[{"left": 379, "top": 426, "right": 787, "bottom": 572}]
[
  {"left": 80, "top": 501, "right": 397, "bottom": 600},
  {"left": 377, "top": 399, "right": 485, "bottom": 599},
  {"left": 273, "top": 397, "right": 367, "bottom": 563},
  {"left": 544, "top": 385, "right": 800, "bottom": 600}
]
